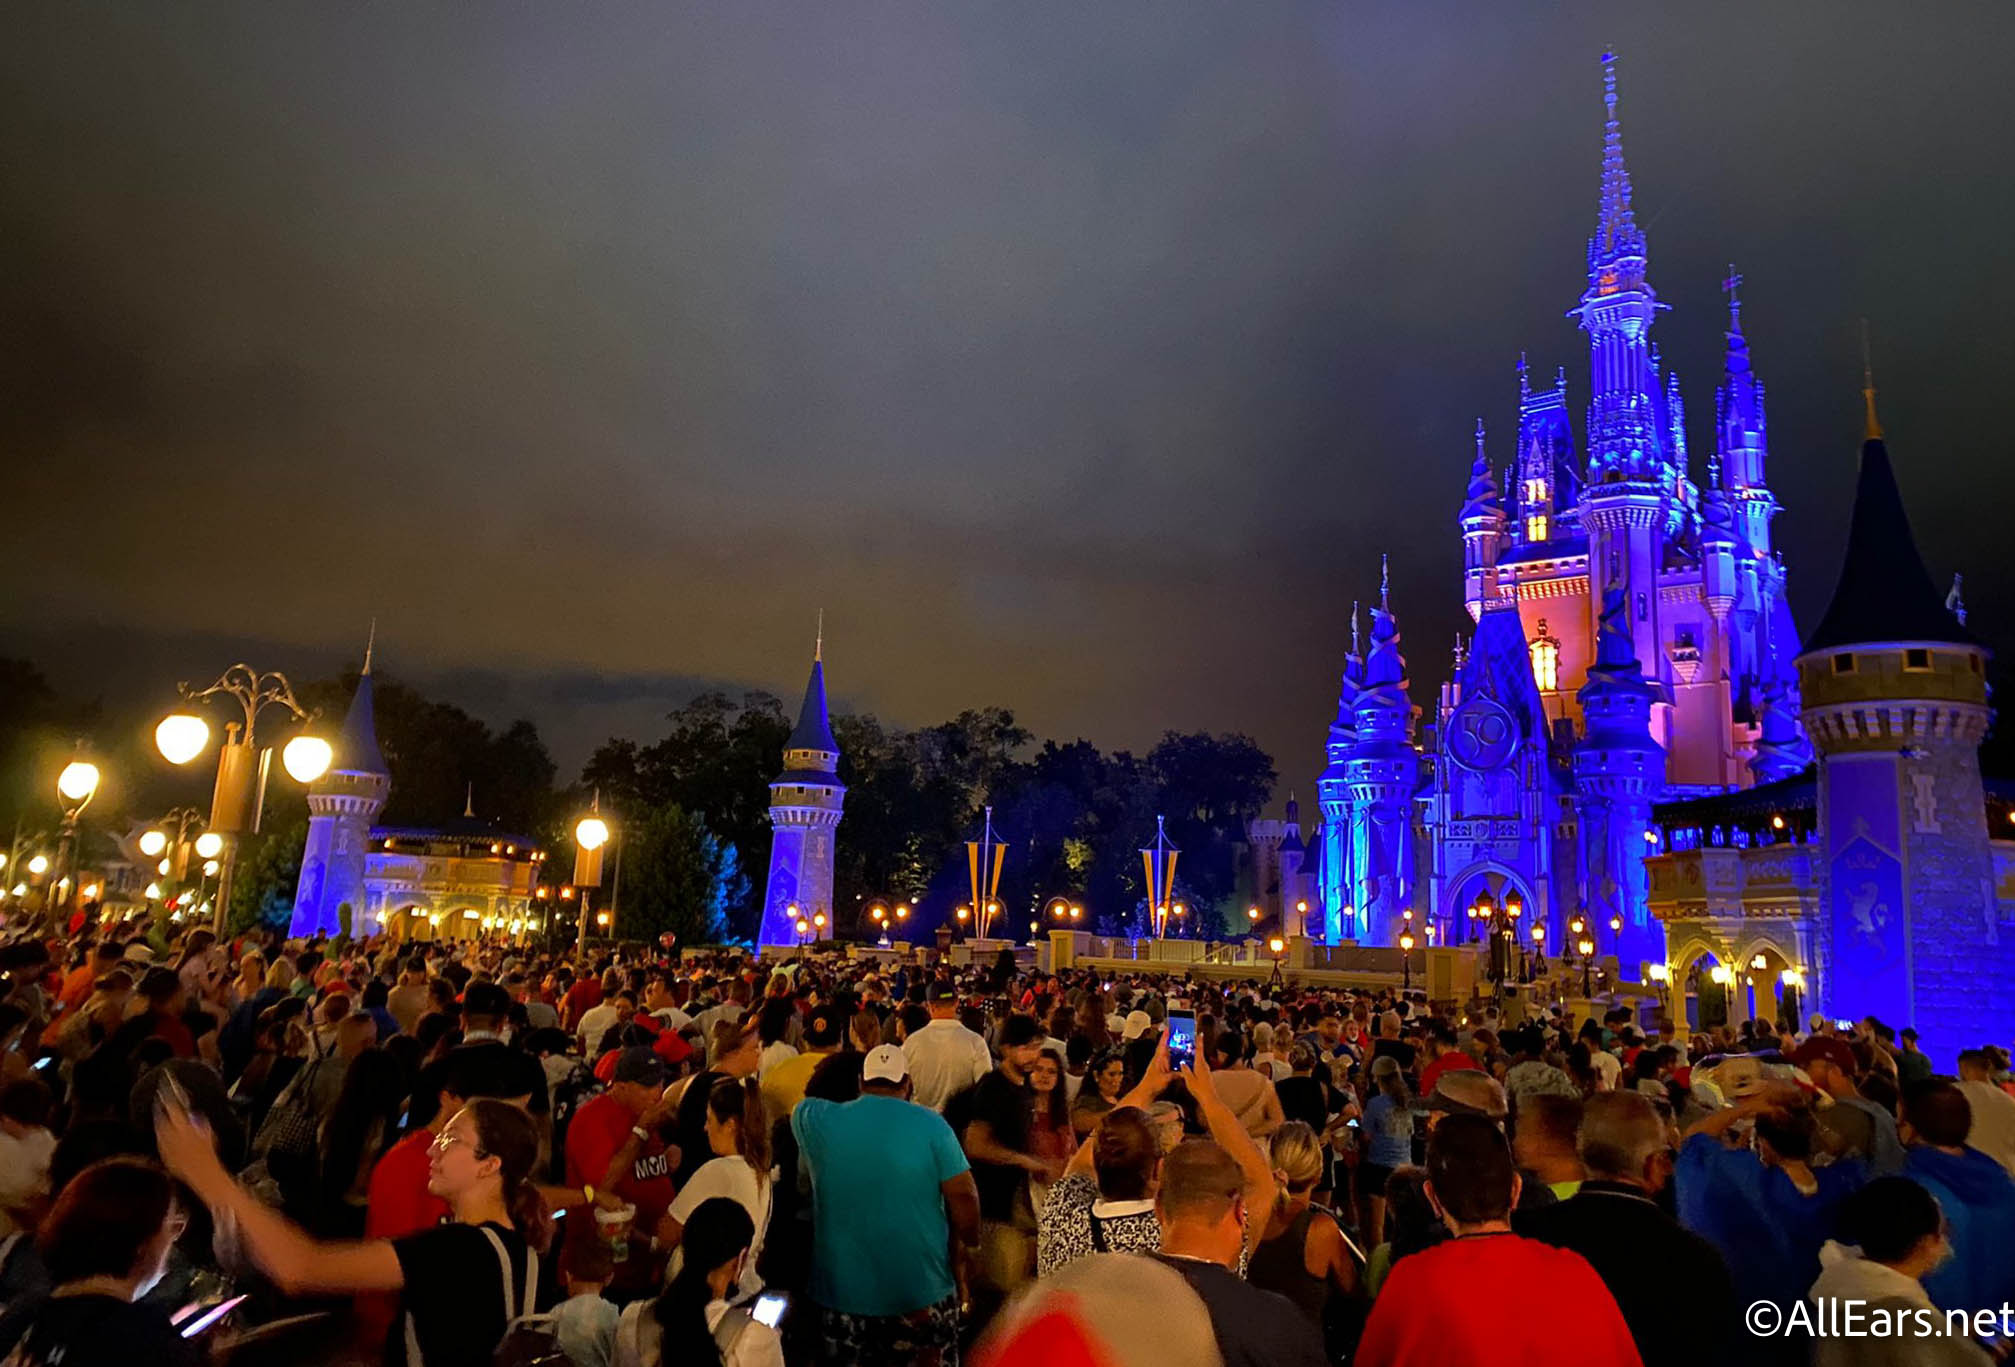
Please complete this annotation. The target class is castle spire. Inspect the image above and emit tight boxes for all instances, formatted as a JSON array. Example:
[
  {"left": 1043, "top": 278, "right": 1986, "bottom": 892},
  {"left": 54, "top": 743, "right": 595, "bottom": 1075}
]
[
  {"left": 815, "top": 609, "right": 824, "bottom": 663},
  {"left": 1380, "top": 552, "right": 1390, "bottom": 613},
  {"left": 464, "top": 782, "right": 475, "bottom": 819},
  {"left": 362, "top": 618, "right": 376, "bottom": 675},
  {"left": 1588, "top": 51, "right": 1646, "bottom": 276}
]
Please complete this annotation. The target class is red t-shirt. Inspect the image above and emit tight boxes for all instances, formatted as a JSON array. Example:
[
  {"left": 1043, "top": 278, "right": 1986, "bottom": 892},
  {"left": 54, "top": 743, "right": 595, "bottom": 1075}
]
[
  {"left": 1419, "top": 1049, "right": 1482, "bottom": 1094},
  {"left": 564, "top": 1092, "right": 675, "bottom": 1228},
  {"left": 562, "top": 980, "right": 604, "bottom": 1030},
  {"left": 1358, "top": 1232, "right": 1641, "bottom": 1367}
]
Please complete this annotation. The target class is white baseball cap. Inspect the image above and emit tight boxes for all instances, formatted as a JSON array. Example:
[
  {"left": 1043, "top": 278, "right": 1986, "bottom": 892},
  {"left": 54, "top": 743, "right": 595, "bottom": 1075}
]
[
  {"left": 864, "top": 1043, "right": 908, "bottom": 1084},
  {"left": 1121, "top": 1010, "right": 1154, "bottom": 1042}
]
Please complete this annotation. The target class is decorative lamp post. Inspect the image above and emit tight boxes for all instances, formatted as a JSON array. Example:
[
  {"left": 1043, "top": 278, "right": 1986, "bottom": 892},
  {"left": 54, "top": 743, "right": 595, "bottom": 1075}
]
[
  {"left": 1399, "top": 929, "right": 1415, "bottom": 994},
  {"left": 1267, "top": 934, "right": 1287, "bottom": 992},
  {"left": 1779, "top": 967, "right": 1805, "bottom": 1023},
  {"left": 955, "top": 904, "right": 970, "bottom": 941},
  {"left": 574, "top": 802, "right": 613, "bottom": 954},
  {"left": 51, "top": 757, "right": 102, "bottom": 925},
  {"left": 155, "top": 665, "right": 329, "bottom": 934},
  {"left": 1577, "top": 935, "right": 1597, "bottom": 996}
]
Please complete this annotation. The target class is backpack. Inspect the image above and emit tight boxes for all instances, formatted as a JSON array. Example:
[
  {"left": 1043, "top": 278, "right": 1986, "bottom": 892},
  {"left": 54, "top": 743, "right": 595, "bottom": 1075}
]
[
  {"left": 250, "top": 1029, "right": 330, "bottom": 1162},
  {"left": 402, "top": 1227, "right": 563, "bottom": 1367},
  {"left": 613, "top": 1299, "right": 756, "bottom": 1367}
]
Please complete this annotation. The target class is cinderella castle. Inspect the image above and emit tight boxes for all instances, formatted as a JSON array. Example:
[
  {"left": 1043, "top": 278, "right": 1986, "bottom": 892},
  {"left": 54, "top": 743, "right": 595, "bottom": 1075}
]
[{"left": 1282, "top": 55, "right": 1813, "bottom": 973}]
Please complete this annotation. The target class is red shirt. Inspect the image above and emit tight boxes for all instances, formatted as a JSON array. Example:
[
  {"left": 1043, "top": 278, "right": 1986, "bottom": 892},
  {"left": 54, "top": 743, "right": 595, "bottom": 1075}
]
[
  {"left": 565, "top": 1092, "right": 675, "bottom": 1228},
  {"left": 562, "top": 980, "right": 604, "bottom": 1031},
  {"left": 1418, "top": 1049, "right": 1482, "bottom": 1094},
  {"left": 1358, "top": 1232, "right": 1642, "bottom": 1367}
]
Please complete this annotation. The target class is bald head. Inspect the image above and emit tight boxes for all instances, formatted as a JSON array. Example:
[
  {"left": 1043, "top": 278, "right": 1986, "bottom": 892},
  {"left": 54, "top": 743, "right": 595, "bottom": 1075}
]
[{"left": 1578, "top": 1091, "right": 1668, "bottom": 1185}]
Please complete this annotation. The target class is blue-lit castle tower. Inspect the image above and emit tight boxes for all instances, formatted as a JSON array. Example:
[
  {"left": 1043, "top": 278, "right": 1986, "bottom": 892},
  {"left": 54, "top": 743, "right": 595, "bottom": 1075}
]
[
  {"left": 1301, "top": 54, "right": 1807, "bottom": 976},
  {"left": 292, "top": 650, "right": 390, "bottom": 938},
  {"left": 758, "top": 643, "right": 846, "bottom": 949},
  {"left": 1341, "top": 569, "right": 1420, "bottom": 947},
  {"left": 1797, "top": 391, "right": 2015, "bottom": 1063}
]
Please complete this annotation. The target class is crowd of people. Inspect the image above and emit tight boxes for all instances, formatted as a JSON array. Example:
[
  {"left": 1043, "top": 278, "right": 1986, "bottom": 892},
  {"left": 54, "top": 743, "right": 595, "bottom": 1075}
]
[{"left": 0, "top": 921, "right": 2006, "bottom": 1366}]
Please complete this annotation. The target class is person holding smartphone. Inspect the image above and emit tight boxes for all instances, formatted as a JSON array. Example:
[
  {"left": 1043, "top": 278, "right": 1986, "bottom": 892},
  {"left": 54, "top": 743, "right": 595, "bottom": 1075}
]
[
  {"left": 0, "top": 1157, "right": 198, "bottom": 1367},
  {"left": 613, "top": 1199, "right": 782, "bottom": 1367}
]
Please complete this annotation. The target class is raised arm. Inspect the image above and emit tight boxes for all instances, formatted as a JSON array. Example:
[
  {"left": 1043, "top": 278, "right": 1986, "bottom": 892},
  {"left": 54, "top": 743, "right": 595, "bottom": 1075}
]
[
  {"left": 157, "top": 1101, "right": 403, "bottom": 1293},
  {"left": 1064, "top": 1032, "right": 1176, "bottom": 1180},
  {"left": 1181, "top": 1051, "right": 1277, "bottom": 1248}
]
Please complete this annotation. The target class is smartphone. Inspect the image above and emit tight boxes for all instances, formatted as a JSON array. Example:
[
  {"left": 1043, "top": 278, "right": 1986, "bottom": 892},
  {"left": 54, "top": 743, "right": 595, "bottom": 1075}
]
[
  {"left": 179, "top": 1294, "right": 249, "bottom": 1338},
  {"left": 31, "top": 1057, "right": 52, "bottom": 1072},
  {"left": 1164, "top": 1009, "right": 1197, "bottom": 1072},
  {"left": 1345, "top": 1117, "right": 1360, "bottom": 1129},
  {"left": 1835, "top": 1019, "right": 1853, "bottom": 1031},
  {"left": 751, "top": 1292, "right": 788, "bottom": 1329}
]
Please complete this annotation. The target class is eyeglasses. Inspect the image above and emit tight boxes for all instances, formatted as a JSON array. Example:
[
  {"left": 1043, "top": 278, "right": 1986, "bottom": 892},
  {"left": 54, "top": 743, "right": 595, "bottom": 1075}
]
[{"left": 430, "top": 1132, "right": 491, "bottom": 1160}]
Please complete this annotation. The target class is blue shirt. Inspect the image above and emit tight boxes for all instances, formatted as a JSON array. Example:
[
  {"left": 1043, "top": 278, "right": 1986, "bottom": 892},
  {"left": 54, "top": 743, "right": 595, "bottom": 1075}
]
[
  {"left": 792, "top": 1093, "right": 970, "bottom": 1317},
  {"left": 1906, "top": 1146, "right": 2015, "bottom": 1318},
  {"left": 1362, "top": 1092, "right": 1413, "bottom": 1168},
  {"left": 1675, "top": 1132, "right": 1863, "bottom": 1321}
]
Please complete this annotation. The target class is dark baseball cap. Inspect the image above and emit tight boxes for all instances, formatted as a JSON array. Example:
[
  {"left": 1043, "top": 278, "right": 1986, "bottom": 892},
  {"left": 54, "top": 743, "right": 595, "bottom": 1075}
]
[
  {"left": 612, "top": 1046, "right": 668, "bottom": 1087},
  {"left": 925, "top": 979, "right": 958, "bottom": 1003}
]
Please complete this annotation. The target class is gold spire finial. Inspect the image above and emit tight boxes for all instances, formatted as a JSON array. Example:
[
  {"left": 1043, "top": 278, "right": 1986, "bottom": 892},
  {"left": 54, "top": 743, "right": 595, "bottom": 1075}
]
[
  {"left": 815, "top": 609, "right": 824, "bottom": 662},
  {"left": 362, "top": 618, "right": 376, "bottom": 675},
  {"left": 1860, "top": 318, "right": 1883, "bottom": 440}
]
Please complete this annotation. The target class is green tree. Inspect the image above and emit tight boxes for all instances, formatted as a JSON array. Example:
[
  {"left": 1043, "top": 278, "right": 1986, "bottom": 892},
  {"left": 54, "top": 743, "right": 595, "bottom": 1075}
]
[
  {"left": 618, "top": 802, "right": 748, "bottom": 947},
  {"left": 228, "top": 814, "right": 308, "bottom": 933}
]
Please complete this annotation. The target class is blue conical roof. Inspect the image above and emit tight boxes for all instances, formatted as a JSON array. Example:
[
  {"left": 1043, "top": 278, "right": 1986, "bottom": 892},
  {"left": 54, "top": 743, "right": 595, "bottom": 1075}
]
[
  {"left": 336, "top": 669, "right": 387, "bottom": 775},
  {"left": 786, "top": 659, "right": 839, "bottom": 753}
]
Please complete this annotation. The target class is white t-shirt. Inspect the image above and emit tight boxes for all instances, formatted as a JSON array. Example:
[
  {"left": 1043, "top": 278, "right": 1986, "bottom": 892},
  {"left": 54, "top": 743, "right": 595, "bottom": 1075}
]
[
  {"left": 1589, "top": 1050, "right": 1623, "bottom": 1091},
  {"left": 1959, "top": 1079, "right": 2015, "bottom": 1179},
  {"left": 902, "top": 1018, "right": 993, "bottom": 1113},
  {"left": 576, "top": 1003, "right": 621, "bottom": 1053},
  {"left": 757, "top": 1041, "right": 798, "bottom": 1078},
  {"left": 668, "top": 1156, "right": 772, "bottom": 1298},
  {"left": 0, "top": 1127, "right": 54, "bottom": 1234}
]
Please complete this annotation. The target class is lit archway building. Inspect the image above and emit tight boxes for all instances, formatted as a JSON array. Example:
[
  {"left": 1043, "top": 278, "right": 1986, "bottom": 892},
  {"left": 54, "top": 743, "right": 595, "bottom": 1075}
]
[{"left": 364, "top": 816, "right": 545, "bottom": 943}]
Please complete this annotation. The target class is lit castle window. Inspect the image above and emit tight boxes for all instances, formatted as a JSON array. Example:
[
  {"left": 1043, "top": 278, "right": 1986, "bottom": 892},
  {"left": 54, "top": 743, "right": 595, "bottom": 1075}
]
[
  {"left": 1526, "top": 514, "right": 1549, "bottom": 541},
  {"left": 1531, "top": 619, "right": 1561, "bottom": 692}
]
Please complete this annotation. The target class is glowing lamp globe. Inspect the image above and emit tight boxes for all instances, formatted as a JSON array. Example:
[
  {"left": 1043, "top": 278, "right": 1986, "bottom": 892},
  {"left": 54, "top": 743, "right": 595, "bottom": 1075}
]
[
  {"left": 203, "top": 860, "right": 220, "bottom": 877},
  {"left": 1268, "top": 936, "right": 1286, "bottom": 954},
  {"left": 57, "top": 761, "right": 100, "bottom": 804},
  {"left": 156, "top": 714, "right": 210, "bottom": 765},
  {"left": 144, "top": 882, "right": 162, "bottom": 900},
  {"left": 26, "top": 856, "right": 49, "bottom": 877},
  {"left": 282, "top": 735, "right": 333, "bottom": 784},
  {"left": 194, "top": 832, "right": 224, "bottom": 860},
  {"left": 1399, "top": 932, "right": 1415, "bottom": 952},
  {"left": 138, "top": 830, "right": 169, "bottom": 858},
  {"left": 575, "top": 816, "right": 611, "bottom": 851}
]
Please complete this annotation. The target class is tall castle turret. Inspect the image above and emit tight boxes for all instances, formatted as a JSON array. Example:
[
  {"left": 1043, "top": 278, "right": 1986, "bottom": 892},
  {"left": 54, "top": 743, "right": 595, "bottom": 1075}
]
[
  {"left": 1797, "top": 383, "right": 2012, "bottom": 1061},
  {"left": 292, "top": 647, "right": 390, "bottom": 938},
  {"left": 757, "top": 641, "right": 846, "bottom": 949},
  {"left": 1461, "top": 421, "right": 1507, "bottom": 622},
  {"left": 1344, "top": 563, "right": 1419, "bottom": 946}
]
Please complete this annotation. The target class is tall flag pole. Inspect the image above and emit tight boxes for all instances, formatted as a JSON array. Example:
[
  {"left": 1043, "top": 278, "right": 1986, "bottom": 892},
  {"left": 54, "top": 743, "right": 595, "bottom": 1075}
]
[
  {"left": 1140, "top": 814, "right": 1180, "bottom": 939},
  {"left": 966, "top": 805, "right": 1007, "bottom": 940}
]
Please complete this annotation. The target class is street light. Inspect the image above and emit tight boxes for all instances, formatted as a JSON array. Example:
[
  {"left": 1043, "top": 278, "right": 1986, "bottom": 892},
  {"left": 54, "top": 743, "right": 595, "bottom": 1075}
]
[
  {"left": 156, "top": 663, "right": 325, "bottom": 933},
  {"left": 1577, "top": 935, "right": 1597, "bottom": 996},
  {"left": 1399, "top": 929, "right": 1415, "bottom": 993},
  {"left": 194, "top": 832, "right": 224, "bottom": 860},
  {"left": 139, "top": 830, "right": 169, "bottom": 858},
  {"left": 25, "top": 856, "right": 48, "bottom": 877},
  {"left": 51, "top": 757, "right": 102, "bottom": 925}
]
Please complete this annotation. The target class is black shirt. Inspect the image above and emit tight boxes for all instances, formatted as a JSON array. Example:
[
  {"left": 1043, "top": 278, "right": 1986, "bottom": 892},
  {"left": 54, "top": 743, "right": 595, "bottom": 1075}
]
[
  {"left": 1515, "top": 1181, "right": 1740, "bottom": 1367},
  {"left": 1274, "top": 1076, "right": 1332, "bottom": 1134},
  {"left": 1151, "top": 1255, "right": 1327, "bottom": 1367},
  {"left": 391, "top": 1220, "right": 552, "bottom": 1367},
  {"left": 0, "top": 1293, "right": 200, "bottom": 1367},
  {"left": 967, "top": 1069, "right": 1033, "bottom": 1221}
]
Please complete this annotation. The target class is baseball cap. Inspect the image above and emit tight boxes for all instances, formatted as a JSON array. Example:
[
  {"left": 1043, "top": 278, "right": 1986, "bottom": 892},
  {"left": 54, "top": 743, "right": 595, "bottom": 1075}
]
[
  {"left": 612, "top": 1046, "right": 668, "bottom": 1087},
  {"left": 863, "top": 1043, "right": 908, "bottom": 1084},
  {"left": 1790, "top": 1036, "right": 1857, "bottom": 1075},
  {"left": 925, "top": 979, "right": 958, "bottom": 1004},
  {"left": 1426, "top": 1070, "right": 1508, "bottom": 1120},
  {"left": 1121, "top": 1010, "right": 1153, "bottom": 1042}
]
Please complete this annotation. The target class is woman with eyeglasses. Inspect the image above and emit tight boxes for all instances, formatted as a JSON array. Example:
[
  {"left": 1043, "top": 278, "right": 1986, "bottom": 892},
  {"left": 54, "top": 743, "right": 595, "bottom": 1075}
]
[
  {"left": 0, "top": 1156, "right": 197, "bottom": 1367},
  {"left": 158, "top": 1094, "right": 553, "bottom": 1367}
]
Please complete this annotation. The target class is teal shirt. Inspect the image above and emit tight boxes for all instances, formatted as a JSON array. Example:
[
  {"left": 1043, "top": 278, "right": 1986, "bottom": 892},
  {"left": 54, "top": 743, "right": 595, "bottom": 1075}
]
[{"left": 792, "top": 1093, "right": 970, "bottom": 1317}]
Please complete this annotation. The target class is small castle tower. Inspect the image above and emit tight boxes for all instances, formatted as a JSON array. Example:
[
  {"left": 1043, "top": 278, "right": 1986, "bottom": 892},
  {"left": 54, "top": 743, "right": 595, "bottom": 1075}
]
[
  {"left": 757, "top": 638, "right": 846, "bottom": 949},
  {"left": 1573, "top": 588, "right": 1667, "bottom": 972},
  {"left": 1797, "top": 381, "right": 2012, "bottom": 1061},
  {"left": 1344, "top": 560, "right": 1419, "bottom": 946},
  {"left": 1460, "top": 420, "right": 1507, "bottom": 622},
  {"left": 1277, "top": 793, "right": 1310, "bottom": 933},
  {"left": 292, "top": 643, "right": 390, "bottom": 938}
]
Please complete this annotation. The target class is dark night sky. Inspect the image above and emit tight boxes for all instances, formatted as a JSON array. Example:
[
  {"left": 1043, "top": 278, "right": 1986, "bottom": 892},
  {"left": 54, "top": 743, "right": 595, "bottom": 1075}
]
[{"left": 5, "top": 3, "right": 2013, "bottom": 797}]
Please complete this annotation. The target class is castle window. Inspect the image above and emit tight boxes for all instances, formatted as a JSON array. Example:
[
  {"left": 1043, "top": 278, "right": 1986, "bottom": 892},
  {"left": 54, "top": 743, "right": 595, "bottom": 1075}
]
[
  {"left": 1522, "top": 478, "right": 1547, "bottom": 506},
  {"left": 1904, "top": 648, "right": 1931, "bottom": 672},
  {"left": 1970, "top": 653, "right": 1984, "bottom": 674},
  {"left": 1530, "top": 620, "right": 1561, "bottom": 692},
  {"left": 1832, "top": 653, "right": 1856, "bottom": 675},
  {"left": 1525, "top": 514, "right": 1549, "bottom": 541}
]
